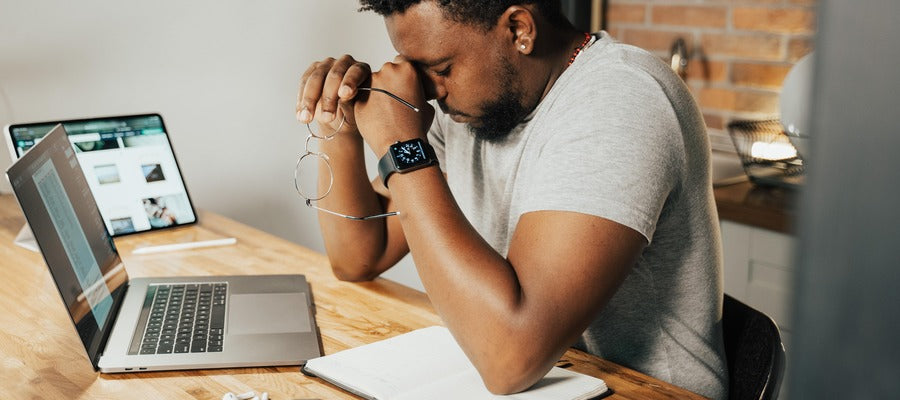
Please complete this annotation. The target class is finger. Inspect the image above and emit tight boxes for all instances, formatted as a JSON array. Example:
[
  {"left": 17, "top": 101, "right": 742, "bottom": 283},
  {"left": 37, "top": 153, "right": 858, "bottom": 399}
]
[
  {"left": 313, "top": 101, "right": 341, "bottom": 133},
  {"left": 297, "top": 62, "right": 319, "bottom": 107},
  {"left": 296, "top": 63, "right": 319, "bottom": 121},
  {"left": 298, "top": 57, "right": 336, "bottom": 123},
  {"left": 319, "top": 55, "right": 359, "bottom": 124},
  {"left": 338, "top": 62, "right": 372, "bottom": 100},
  {"left": 337, "top": 100, "right": 356, "bottom": 129}
]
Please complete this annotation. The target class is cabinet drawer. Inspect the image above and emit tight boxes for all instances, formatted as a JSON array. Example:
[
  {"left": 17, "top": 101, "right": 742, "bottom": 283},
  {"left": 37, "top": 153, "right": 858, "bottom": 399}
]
[
  {"left": 721, "top": 221, "right": 751, "bottom": 300},
  {"left": 746, "top": 260, "right": 794, "bottom": 330},
  {"left": 750, "top": 228, "right": 796, "bottom": 267}
]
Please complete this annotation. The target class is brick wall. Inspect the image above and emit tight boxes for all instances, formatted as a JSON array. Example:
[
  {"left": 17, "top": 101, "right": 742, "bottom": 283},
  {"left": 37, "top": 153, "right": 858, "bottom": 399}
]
[{"left": 602, "top": 0, "right": 817, "bottom": 151}]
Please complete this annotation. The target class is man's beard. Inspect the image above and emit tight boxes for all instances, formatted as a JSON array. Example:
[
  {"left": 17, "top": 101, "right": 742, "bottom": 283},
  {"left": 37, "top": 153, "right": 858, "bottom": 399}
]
[{"left": 439, "top": 61, "right": 531, "bottom": 142}]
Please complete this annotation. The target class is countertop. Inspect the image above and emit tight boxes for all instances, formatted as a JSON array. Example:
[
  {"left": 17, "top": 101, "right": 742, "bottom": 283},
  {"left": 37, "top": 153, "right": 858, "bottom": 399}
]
[{"left": 714, "top": 180, "right": 797, "bottom": 234}]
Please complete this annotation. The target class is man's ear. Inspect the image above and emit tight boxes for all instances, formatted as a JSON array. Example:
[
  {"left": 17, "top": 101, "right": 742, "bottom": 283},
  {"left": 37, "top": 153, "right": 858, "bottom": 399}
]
[{"left": 500, "top": 6, "right": 537, "bottom": 55}]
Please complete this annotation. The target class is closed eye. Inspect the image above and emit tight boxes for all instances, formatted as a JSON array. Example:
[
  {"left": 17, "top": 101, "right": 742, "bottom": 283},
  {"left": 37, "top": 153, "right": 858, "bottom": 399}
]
[{"left": 435, "top": 65, "right": 452, "bottom": 77}]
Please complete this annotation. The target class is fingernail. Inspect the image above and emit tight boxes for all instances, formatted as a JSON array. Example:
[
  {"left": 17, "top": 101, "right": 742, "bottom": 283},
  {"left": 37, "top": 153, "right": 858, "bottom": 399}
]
[
  {"left": 322, "top": 111, "right": 334, "bottom": 122},
  {"left": 339, "top": 85, "right": 352, "bottom": 98},
  {"left": 298, "top": 108, "right": 311, "bottom": 122}
]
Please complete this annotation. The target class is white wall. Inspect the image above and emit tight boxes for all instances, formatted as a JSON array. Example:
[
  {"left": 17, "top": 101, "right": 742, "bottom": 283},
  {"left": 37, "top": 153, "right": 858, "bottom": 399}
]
[{"left": 0, "top": 0, "right": 425, "bottom": 291}]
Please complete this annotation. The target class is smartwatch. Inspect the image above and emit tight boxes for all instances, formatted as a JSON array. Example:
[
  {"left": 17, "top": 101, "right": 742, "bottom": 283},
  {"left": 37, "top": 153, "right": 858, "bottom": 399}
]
[{"left": 377, "top": 138, "right": 439, "bottom": 188}]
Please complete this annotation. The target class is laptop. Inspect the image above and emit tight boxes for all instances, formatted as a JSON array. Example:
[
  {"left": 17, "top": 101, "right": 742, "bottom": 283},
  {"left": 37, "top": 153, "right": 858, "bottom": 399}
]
[
  {"left": 4, "top": 113, "right": 197, "bottom": 237},
  {"left": 5, "top": 124, "right": 322, "bottom": 373}
]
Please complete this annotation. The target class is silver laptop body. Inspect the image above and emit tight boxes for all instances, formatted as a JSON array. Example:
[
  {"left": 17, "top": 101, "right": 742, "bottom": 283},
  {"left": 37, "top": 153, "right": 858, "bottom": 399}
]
[{"left": 6, "top": 124, "right": 322, "bottom": 373}]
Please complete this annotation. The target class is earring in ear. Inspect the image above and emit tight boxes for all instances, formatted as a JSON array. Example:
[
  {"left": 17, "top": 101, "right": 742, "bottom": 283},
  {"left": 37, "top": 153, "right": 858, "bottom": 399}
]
[{"left": 520, "top": 44, "right": 527, "bottom": 50}]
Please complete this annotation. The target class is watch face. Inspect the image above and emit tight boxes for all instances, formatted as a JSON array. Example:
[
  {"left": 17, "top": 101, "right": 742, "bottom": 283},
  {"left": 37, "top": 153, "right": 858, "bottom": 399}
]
[{"left": 391, "top": 140, "right": 429, "bottom": 170}]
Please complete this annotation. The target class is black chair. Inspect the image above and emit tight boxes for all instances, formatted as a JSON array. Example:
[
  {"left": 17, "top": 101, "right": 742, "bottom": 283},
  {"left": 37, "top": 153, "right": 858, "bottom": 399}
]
[{"left": 722, "top": 294, "right": 786, "bottom": 400}]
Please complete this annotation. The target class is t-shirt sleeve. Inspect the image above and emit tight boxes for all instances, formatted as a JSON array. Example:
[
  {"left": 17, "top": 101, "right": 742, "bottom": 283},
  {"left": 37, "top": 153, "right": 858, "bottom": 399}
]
[
  {"left": 426, "top": 101, "right": 448, "bottom": 172},
  {"left": 519, "top": 67, "right": 684, "bottom": 243}
]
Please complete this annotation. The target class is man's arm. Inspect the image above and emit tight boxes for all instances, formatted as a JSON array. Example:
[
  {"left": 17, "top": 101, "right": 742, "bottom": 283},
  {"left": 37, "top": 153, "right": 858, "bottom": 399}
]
[
  {"left": 296, "top": 55, "right": 412, "bottom": 279},
  {"left": 384, "top": 165, "right": 646, "bottom": 394},
  {"left": 315, "top": 135, "right": 411, "bottom": 281}
]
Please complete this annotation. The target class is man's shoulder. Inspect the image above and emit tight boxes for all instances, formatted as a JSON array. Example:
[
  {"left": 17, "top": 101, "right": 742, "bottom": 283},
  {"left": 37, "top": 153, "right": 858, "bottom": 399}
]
[
  {"left": 543, "top": 43, "right": 680, "bottom": 127},
  {"left": 545, "top": 33, "right": 696, "bottom": 132},
  {"left": 582, "top": 33, "right": 667, "bottom": 68},
  {"left": 569, "top": 33, "right": 678, "bottom": 90}
]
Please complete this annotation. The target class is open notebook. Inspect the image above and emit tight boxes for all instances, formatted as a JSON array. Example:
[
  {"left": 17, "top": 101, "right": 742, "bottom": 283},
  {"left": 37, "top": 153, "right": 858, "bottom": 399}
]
[{"left": 302, "top": 326, "right": 608, "bottom": 400}]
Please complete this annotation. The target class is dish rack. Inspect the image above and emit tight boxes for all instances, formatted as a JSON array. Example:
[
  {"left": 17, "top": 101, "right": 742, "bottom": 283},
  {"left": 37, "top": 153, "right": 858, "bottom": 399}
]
[{"left": 727, "top": 119, "right": 805, "bottom": 188}]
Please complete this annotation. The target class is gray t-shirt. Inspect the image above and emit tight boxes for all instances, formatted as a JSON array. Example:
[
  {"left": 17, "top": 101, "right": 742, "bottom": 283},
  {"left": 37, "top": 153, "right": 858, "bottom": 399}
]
[{"left": 426, "top": 32, "right": 728, "bottom": 398}]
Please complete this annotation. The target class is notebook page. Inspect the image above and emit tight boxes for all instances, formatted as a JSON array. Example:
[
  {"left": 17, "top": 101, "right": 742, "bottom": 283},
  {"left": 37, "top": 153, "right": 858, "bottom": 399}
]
[
  {"left": 304, "top": 326, "right": 608, "bottom": 400},
  {"left": 304, "top": 326, "right": 472, "bottom": 399},
  {"left": 394, "top": 365, "right": 607, "bottom": 400}
]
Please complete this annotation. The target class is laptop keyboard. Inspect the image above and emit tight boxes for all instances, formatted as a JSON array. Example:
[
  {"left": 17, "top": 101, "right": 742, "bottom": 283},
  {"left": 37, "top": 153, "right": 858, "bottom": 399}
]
[{"left": 130, "top": 283, "right": 227, "bottom": 355}]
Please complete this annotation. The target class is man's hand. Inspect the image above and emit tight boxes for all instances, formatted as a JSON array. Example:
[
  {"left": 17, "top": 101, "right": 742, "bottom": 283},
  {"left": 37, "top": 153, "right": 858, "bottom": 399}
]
[
  {"left": 297, "top": 54, "right": 372, "bottom": 134},
  {"left": 353, "top": 58, "right": 435, "bottom": 155}
]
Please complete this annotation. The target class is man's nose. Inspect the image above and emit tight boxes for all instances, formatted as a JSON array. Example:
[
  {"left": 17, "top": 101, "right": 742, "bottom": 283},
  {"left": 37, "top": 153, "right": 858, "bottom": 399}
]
[{"left": 421, "top": 76, "right": 446, "bottom": 102}]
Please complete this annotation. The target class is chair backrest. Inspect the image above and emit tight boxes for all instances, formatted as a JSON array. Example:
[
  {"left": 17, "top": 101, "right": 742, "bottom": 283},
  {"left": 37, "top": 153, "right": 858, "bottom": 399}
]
[{"left": 722, "top": 294, "right": 786, "bottom": 400}]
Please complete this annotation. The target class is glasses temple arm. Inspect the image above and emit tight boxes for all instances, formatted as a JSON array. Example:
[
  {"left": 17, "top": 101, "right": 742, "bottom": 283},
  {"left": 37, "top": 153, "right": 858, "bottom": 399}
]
[
  {"left": 357, "top": 87, "right": 420, "bottom": 112},
  {"left": 305, "top": 199, "right": 400, "bottom": 220}
]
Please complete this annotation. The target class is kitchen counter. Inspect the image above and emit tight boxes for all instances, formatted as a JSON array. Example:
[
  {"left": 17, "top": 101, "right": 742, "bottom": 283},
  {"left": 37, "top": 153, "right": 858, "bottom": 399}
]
[{"left": 714, "top": 180, "right": 797, "bottom": 234}]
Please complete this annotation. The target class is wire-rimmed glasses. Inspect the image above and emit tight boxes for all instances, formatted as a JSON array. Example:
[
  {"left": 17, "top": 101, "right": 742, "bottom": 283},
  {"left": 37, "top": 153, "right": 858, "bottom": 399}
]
[{"left": 294, "top": 87, "right": 420, "bottom": 220}]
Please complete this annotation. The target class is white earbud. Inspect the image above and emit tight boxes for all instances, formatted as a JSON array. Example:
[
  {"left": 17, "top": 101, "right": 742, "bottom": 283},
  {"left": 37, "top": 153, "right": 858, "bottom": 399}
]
[
  {"left": 236, "top": 392, "right": 256, "bottom": 400},
  {"left": 223, "top": 390, "right": 268, "bottom": 400}
]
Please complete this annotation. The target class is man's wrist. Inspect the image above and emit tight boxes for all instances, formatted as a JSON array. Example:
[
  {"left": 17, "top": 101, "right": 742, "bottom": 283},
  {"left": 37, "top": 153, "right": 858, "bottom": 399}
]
[{"left": 378, "top": 138, "right": 439, "bottom": 188}]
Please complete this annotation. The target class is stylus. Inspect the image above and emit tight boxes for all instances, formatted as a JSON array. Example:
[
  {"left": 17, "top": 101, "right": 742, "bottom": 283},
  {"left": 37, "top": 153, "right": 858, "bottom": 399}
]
[{"left": 132, "top": 237, "right": 237, "bottom": 255}]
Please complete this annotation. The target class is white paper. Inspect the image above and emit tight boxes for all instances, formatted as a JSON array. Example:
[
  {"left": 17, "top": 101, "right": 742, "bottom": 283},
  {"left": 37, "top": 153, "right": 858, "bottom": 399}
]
[{"left": 304, "top": 326, "right": 608, "bottom": 400}]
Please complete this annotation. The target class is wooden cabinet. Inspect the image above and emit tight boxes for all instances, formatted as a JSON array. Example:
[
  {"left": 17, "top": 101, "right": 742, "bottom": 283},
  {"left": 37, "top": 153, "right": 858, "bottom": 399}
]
[
  {"left": 715, "top": 180, "right": 797, "bottom": 345},
  {"left": 721, "top": 220, "right": 796, "bottom": 347}
]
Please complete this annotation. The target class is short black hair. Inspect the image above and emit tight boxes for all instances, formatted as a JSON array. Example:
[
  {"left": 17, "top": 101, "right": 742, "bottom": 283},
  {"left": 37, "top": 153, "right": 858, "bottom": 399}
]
[{"left": 359, "top": 0, "right": 567, "bottom": 30}]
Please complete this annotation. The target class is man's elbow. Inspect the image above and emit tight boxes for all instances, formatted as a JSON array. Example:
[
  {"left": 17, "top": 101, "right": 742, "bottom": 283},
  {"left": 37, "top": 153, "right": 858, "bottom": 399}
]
[
  {"left": 482, "top": 375, "right": 534, "bottom": 395},
  {"left": 330, "top": 261, "right": 380, "bottom": 282},
  {"left": 477, "top": 352, "right": 551, "bottom": 395}
]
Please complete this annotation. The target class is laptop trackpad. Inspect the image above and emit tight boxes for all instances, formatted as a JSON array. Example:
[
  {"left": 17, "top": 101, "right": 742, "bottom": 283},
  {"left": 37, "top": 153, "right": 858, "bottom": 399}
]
[{"left": 227, "top": 293, "right": 311, "bottom": 335}]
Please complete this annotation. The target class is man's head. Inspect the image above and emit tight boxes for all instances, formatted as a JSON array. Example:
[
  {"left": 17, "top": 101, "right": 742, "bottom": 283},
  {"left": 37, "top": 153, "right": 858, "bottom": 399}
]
[
  {"left": 359, "top": 1, "right": 566, "bottom": 31},
  {"left": 360, "top": 1, "right": 573, "bottom": 141}
]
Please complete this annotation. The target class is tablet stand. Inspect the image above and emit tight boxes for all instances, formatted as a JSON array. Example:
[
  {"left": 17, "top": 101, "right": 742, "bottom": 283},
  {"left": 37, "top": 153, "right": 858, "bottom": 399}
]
[{"left": 13, "top": 223, "right": 38, "bottom": 252}]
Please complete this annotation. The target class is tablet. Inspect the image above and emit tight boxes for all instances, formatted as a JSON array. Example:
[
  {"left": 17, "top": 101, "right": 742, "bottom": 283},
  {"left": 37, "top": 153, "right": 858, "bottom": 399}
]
[{"left": 4, "top": 113, "right": 198, "bottom": 236}]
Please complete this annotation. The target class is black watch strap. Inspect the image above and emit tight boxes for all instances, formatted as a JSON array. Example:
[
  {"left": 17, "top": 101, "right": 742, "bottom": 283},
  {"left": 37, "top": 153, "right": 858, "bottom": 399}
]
[{"left": 377, "top": 151, "right": 397, "bottom": 188}]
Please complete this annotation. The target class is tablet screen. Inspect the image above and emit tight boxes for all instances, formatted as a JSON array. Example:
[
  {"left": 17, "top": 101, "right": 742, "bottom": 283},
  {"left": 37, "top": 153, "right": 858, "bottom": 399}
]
[{"left": 5, "top": 114, "right": 197, "bottom": 236}]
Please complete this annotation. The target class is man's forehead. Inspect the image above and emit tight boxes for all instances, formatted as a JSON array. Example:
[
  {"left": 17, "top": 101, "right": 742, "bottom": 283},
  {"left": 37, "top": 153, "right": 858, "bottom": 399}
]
[{"left": 385, "top": 2, "right": 485, "bottom": 65}]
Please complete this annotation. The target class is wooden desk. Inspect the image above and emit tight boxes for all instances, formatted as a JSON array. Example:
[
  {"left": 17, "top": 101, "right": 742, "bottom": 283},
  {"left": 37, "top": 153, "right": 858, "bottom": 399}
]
[{"left": 0, "top": 194, "right": 705, "bottom": 399}]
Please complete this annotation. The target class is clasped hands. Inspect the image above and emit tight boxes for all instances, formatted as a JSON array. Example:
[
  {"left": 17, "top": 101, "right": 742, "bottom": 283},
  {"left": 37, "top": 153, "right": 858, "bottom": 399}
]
[{"left": 296, "top": 55, "right": 435, "bottom": 156}]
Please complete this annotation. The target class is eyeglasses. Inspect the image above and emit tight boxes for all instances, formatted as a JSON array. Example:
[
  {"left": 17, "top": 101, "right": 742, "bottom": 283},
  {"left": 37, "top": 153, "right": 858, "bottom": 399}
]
[{"left": 294, "top": 87, "right": 420, "bottom": 220}]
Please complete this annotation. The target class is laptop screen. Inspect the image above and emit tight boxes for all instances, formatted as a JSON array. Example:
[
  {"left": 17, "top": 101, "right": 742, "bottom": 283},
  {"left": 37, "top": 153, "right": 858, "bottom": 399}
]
[
  {"left": 4, "top": 113, "right": 197, "bottom": 236},
  {"left": 6, "top": 124, "right": 129, "bottom": 368}
]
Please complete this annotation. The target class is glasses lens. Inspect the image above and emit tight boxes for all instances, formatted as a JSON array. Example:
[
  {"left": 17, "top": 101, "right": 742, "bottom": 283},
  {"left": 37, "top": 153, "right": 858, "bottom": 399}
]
[{"left": 294, "top": 152, "right": 333, "bottom": 201}]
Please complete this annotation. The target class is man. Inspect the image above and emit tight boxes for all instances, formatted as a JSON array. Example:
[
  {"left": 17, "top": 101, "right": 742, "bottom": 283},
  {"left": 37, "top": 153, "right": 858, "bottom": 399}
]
[{"left": 296, "top": 1, "right": 727, "bottom": 397}]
